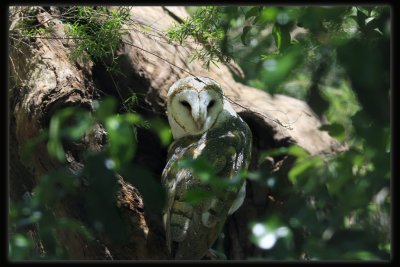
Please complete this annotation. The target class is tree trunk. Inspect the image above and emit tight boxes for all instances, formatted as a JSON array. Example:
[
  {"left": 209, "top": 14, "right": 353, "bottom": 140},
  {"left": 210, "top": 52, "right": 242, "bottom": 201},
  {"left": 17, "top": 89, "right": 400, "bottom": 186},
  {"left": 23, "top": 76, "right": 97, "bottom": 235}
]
[{"left": 8, "top": 6, "right": 345, "bottom": 260}]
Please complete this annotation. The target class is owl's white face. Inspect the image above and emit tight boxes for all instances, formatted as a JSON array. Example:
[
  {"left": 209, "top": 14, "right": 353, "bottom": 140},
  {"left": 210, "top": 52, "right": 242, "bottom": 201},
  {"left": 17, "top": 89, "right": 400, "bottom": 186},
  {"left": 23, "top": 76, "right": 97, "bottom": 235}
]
[{"left": 167, "top": 77, "right": 225, "bottom": 139}]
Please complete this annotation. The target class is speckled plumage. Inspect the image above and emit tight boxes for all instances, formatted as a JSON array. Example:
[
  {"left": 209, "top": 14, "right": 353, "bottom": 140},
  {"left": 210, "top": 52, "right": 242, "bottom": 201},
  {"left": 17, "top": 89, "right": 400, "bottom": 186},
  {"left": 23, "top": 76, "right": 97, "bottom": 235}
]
[{"left": 162, "top": 76, "right": 252, "bottom": 259}]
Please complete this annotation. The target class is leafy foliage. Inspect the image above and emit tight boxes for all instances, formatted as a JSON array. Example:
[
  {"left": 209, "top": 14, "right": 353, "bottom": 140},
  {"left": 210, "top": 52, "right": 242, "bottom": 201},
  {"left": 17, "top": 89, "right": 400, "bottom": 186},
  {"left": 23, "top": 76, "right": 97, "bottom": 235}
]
[
  {"left": 9, "top": 98, "right": 170, "bottom": 259},
  {"left": 9, "top": 7, "right": 170, "bottom": 260},
  {"left": 167, "top": 5, "right": 390, "bottom": 260},
  {"left": 167, "top": 7, "right": 238, "bottom": 68},
  {"left": 9, "top": 5, "right": 390, "bottom": 261},
  {"left": 9, "top": 168, "right": 93, "bottom": 259},
  {"left": 64, "top": 6, "right": 130, "bottom": 62},
  {"left": 10, "top": 6, "right": 131, "bottom": 74},
  {"left": 177, "top": 156, "right": 245, "bottom": 205}
]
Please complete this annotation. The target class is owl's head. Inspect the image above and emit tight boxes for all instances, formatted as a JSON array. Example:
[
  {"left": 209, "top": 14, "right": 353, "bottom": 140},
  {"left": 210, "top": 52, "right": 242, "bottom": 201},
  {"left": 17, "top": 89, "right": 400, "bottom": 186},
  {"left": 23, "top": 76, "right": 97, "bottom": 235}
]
[{"left": 166, "top": 76, "right": 236, "bottom": 139}]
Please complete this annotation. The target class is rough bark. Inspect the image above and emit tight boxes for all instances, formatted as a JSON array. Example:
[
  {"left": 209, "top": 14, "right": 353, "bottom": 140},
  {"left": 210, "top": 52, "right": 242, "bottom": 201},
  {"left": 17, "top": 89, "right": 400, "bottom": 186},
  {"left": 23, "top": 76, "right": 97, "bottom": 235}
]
[{"left": 8, "top": 6, "right": 345, "bottom": 260}]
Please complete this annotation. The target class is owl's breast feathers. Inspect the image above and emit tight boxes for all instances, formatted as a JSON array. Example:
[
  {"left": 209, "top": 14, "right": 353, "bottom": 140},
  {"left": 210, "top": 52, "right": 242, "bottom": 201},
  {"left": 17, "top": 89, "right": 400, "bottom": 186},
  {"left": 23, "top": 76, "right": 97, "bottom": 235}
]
[{"left": 162, "top": 115, "right": 252, "bottom": 259}]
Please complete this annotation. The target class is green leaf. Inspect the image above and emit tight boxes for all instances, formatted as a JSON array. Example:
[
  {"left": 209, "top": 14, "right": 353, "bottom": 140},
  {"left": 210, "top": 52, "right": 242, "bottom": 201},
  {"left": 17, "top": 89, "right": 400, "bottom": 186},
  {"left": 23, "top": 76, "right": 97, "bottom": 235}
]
[
  {"left": 178, "top": 157, "right": 216, "bottom": 182},
  {"left": 177, "top": 157, "right": 241, "bottom": 190},
  {"left": 64, "top": 111, "right": 93, "bottom": 140},
  {"left": 288, "top": 157, "right": 322, "bottom": 184},
  {"left": 47, "top": 107, "right": 93, "bottom": 162},
  {"left": 261, "top": 44, "right": 303, "bottom": 90},
  {"left": 272, "top": 24, "right": 282, "bottom": 49},
  {"left": 272, "top": 23, "right": 291, "bottom": 52},
  {"left": 245, "top": 7, "right": 261, "bottom": 19},
  {"left": 13, "top": 234, "right": 30, "bottom": 248},
  {"left": 319, "top": 123, "right": 346, "bottom": 141},
  {"left": 48, "top": 122, "right": 64, "bottom": 161},
  {"left": 183, "top": 188, "right": 214, "bottom": 205},
  {"left": 124, "top": 113, "right": 143, "bottom": 124},
  {"left": 241, "top": 26, "right": 252, "bottom": 45},
  {"left": 261, "top": 7, "right": 279, "bottom": 22},
  {"left": 287, "top": 145, "right": 309, "bottom": 159},
  {"left": 93, "top": 97, "right": 117, "bottom": 122},
  {"left": 105, "top": 115, "right": 137, "bottom": 169},
  {"left": 47, "top": 109, "right": 72, "bottom": 162},
  {"left": 149, "top": 118, "right": 172, "bottom": 147}
]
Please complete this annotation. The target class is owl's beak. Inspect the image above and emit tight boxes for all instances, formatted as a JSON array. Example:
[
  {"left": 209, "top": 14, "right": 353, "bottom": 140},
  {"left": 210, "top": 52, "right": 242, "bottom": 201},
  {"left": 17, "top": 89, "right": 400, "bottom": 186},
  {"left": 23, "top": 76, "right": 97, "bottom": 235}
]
[
  {"left": 192, "top": 110, "right": 206, "bottom": 130},
  {"left": 194, "top": 118, "right": 205, "bottom": 130},
  {"left": 192, "top": 109, "right": 207, "bottom": 130}
]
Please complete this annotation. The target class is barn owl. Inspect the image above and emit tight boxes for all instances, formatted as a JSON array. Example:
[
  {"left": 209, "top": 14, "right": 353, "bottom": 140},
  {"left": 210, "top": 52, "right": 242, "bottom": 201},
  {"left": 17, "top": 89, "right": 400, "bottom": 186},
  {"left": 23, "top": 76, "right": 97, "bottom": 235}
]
[{"left": 162, "top": 76, "right": 252, "bottom": 260}]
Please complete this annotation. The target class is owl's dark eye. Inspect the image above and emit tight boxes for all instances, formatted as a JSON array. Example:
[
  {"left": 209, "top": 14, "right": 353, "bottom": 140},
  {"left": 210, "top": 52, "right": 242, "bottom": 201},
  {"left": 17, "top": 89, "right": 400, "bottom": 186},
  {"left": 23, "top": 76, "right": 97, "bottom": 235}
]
[
  {"left": 207, "top": 100, "right": 215, "bottom": 109},
  {"left": 180, "top": 100, "right": 191, "bottom": 110}
]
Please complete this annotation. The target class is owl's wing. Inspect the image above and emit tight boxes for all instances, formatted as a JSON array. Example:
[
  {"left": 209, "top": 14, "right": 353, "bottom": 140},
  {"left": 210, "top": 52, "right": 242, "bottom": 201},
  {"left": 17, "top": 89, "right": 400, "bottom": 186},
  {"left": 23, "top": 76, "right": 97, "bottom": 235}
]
[
  {"left": 161, "top": 138, "right": 196, "bottom": 255},
  {"left": 161, "top": 166, "right": 173, "bottom": 254},
  {"left": 173, "top": 125, "right": 252, "bottom": 259},
  {"left": 162, "top": 168, "right": 195, "bottom": 255},
  {"left": 192, "top": 128, "right": 250, "bottom": 226}
]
